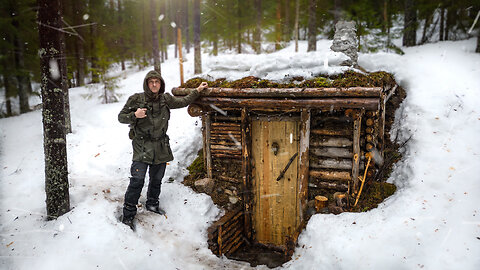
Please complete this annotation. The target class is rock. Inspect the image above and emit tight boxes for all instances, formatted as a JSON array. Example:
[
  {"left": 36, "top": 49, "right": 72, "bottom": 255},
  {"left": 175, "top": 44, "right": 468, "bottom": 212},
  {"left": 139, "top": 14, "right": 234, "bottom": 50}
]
[
  {"left": 194, "top": 177, "right": 214, "bottom": 194},
  {"left": 330, "top": 20, "right": 358, "bottom": 66}
]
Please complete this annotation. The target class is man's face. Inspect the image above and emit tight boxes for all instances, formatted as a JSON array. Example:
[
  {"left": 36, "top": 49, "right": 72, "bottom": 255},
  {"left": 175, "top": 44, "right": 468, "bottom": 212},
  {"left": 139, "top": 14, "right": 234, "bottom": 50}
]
[{"left": 148, "top": 78, "right": 162, "bottom": 93}]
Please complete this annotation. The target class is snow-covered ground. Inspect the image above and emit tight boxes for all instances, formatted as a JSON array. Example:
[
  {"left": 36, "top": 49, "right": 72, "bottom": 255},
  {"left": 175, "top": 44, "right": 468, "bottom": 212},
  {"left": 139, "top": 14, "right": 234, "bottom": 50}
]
[{"left": 1, "top": 39, "right": 479, "bottom": 269}]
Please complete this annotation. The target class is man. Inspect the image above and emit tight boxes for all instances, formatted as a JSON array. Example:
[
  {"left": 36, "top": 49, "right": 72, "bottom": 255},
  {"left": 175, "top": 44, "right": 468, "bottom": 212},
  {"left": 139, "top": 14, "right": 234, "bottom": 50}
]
[{"left": 118, "top": 70, "right": 207, "bottom": 230}]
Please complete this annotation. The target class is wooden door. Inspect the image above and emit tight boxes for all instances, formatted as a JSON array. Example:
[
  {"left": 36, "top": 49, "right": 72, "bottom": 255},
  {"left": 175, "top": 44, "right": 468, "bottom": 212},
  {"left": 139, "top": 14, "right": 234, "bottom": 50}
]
[{"left": 251, "top": 120, "right": 300, "bottom": 247}]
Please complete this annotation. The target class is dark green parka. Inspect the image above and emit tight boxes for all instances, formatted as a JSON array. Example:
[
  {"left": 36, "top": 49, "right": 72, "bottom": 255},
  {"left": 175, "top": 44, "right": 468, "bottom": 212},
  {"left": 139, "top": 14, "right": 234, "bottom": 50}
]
[{"left": 118, "top": 71, "right": 199, "bottom": 164}]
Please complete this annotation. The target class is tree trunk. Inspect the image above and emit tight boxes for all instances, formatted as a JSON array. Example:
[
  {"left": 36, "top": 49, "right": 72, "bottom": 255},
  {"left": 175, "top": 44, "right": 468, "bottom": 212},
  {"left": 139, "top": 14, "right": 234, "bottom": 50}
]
[
  {"left": 237, "top": 0, "right": 242, "bottom": 53},
  {"left": 2, "top": 75, "right": 13, "bottom": 116},
  {"left": 402, "top": 0, "right": 417, "bottom": 47},
  {"left": 118, "top": 0, "right": 126, "bottom": 70},
  {"left": 476, "top": 33, "right": 480, "bottom": 53},
  {"left": 253, "top": 0, "right": 262, "bottom": 54},
  {"left": 72, "top": 0, "right": 85, "bottom": 86},
  {"left": 184, "top": 0, "right": 190, "bottom": 54},
  {"left": 194, "top": 0, "right": 202, "bottom": 74},
  {"left": 440, "top": 6, "right": 445, "bottom": 41},
  {"left": 294, "top": 0, "right": 299, "bottom": 52},
  {"left": 38, "top": 0, "right": 70, "bottom": 219},
  {"left": 10, "top": 4, "right": 30, "bottom": 113},
  {"left": 307, "top": 0, "right": 317, "bottom": 51},
  {"left": 275, "top": 0, "right": 282, "bottom": 50},
  {"left": 284, "top": 0, "right": 290, "bottom": 41},
  {"left": 334, "top": 0, "right": 342, "bottom": 24},
  {"left": 150, "top": 0, "right": 161, "bottom": 73},
  {"left": 59, "top": 3, "right": 72, "bottom": 134}
]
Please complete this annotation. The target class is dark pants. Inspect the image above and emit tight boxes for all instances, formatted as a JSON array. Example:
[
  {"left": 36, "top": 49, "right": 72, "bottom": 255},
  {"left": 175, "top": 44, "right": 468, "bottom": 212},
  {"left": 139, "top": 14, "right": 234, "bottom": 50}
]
[{"left": 123, "top": 161, "right": 167, "bottom": 219}]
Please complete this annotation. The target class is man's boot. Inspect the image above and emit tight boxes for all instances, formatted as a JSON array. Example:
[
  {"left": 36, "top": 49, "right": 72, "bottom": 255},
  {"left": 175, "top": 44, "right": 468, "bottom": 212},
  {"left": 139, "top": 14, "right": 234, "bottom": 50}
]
[
  {"left": 146, "top": 204, "right": 166, "bottom": 215},
  {"left": 121, "top": 216, "right": 135, "bottom": 231}
]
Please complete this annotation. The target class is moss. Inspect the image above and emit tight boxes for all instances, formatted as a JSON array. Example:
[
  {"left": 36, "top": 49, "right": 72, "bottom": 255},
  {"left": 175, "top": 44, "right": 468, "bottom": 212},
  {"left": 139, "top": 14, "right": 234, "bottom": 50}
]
[
  {"left": 181, "top": 71, "right": 394, "bottom": 89},
  {"left": 186, "top": 150, "right": 205, "bottom": 177},
  {"left": 352, "top": 181, "right": 397, "bottom": 212}
]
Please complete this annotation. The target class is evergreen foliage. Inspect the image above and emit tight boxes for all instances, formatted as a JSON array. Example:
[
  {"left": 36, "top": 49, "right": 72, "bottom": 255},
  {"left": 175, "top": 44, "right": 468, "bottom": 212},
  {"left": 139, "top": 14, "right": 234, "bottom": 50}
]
[{"left": 0, "top": 0, "right": 479, "bottom": 116}]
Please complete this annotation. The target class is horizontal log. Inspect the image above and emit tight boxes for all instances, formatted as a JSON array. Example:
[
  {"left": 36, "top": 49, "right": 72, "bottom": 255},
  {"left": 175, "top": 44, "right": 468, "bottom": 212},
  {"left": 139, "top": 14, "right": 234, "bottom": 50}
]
[
  {"left": 308, "top": 182, "right": 348, "bottom": 191},
  {"left": 212, "top": 158, "right": 242, "bottom": 164},
  {"left": 312, "top": 116, "right": 353, "bottom": 124},
  {"left": 211, "top": 126, "right": 241, "bottom": 132},
  {"left": 211, "top": 144, "right": 242, "bottom": 151},
  {"left": 211, "top": 122, "right": 241, "bottom": 127},
  {"left": 212, "top": 153, "right": 242, "bottom": 160},
  {"left": 310, "top": 137, "right": 352, "bottom": 147},
  {"left": 172, "top": 87, "right": 382, "bottom": 98},
  {"left": 210, "top": 133, "right": 242, "bottom": 139},
  {"left": 311, "top": 129, "right": 352, "bottom": 137},
  {"left": 310, "top": 158, "right": 353, "bottom": 170},
  {"left": 310, "top": 170, "right": 351, "bottom": 181},
  {"left": 211, "top": 129, "right": 242, "bottom": 135},
  {"left": 211, "top": 149, "right": 242, "bottom": 155},
  {"left": 212, "top": 115, "right": 242, "bottom": 122},
  {"left": 310, "top": 147, "right": 353, "bottom": 158},
  {"left": 210, "top": 139, "right": 241, "bottom": 147},
  {"left": 195, "top": 97, "right": 380, "bottom": 110}
]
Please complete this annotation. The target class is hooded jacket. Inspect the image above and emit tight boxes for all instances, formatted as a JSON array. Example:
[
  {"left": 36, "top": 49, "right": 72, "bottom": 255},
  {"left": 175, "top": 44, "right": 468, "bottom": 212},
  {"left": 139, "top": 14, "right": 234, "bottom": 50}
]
[{"left": 118, "top": 70, "right": 199, "bottom": 164}]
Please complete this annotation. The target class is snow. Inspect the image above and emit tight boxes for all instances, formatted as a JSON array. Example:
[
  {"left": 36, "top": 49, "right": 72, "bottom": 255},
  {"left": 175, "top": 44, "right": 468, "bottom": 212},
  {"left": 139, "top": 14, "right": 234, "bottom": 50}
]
[{"left": 1, "top": 38, "right": 480, "bottom": 269}]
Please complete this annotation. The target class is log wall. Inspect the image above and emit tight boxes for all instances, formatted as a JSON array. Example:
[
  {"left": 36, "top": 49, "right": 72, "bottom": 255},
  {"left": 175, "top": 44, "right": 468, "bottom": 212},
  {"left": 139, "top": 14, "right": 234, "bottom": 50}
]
[{"left": 207, "top": 207, "right": 245, "bottom": 255}]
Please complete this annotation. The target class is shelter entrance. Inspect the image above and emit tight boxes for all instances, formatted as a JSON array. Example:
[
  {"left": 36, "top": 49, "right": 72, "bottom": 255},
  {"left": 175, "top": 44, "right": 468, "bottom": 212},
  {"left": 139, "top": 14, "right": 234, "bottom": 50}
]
[{"left": 251, "top": 119, "right": 300, "bottom": 248}]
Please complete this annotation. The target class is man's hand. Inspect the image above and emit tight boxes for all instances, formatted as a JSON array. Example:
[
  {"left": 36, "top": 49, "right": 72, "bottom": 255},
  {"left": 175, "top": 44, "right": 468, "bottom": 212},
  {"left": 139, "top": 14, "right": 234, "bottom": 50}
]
[
  {"left": 135, "top": 108, "right": 147, "bottom": 118},
  {"left": 197, "top": 82, "right": 208, "bottom": 93}
]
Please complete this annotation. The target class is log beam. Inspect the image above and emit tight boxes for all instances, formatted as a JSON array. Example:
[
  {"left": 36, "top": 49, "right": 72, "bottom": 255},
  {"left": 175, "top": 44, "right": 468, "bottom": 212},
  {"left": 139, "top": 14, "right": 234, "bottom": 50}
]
[
  {"left": 195, "top": 97, "right": 380, "bottom": 110},
  {"left": 172, "top": 87, "right": 382, "bottom": 98}
]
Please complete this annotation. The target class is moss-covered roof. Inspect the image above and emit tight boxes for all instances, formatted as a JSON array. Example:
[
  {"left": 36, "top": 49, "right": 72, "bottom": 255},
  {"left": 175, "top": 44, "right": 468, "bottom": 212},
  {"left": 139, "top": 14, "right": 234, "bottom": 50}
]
[{"left": 180, "top": 71, "right": 396, "bottom": 89}]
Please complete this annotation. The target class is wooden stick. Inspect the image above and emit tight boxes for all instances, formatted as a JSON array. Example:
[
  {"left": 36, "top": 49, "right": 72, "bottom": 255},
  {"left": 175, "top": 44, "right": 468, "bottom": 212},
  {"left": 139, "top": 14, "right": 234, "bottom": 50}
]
[
  {"left": 177, "top": 28, "right": 184, "bottom": 85},
  {"left": 299, "top": 109, "right": 311, "bottom": 222},
  {"left": 352, "top": 110, "right": 363, "bottom": 192},
  {"left": 205, "top": 113, "right": 213, "bottom": 178},
  {"left": 241, "top": 108, "right": 252, "bottom": 240}
]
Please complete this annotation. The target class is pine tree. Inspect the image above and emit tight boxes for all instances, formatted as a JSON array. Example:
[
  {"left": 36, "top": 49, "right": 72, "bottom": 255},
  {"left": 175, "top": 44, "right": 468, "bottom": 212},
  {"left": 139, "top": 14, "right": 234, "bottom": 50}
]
[
  {"left": 307, "top": 0, "right": 317, "bottom": 51},
  {"left": 194, "top": 0, "right": 202, "bottom": 74},
  {"left": 38, "top": 0, "right": 70, "bottom": 219},
  {"left": 403, "top": 0, "right": 417, "bottom": 46}
]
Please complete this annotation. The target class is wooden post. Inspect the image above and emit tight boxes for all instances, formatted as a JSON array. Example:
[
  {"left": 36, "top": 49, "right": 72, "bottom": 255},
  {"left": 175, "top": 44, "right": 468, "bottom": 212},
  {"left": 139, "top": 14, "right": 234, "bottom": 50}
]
[
  {"left": 202, "top": 113, "right": 207, "bottom": 173},
  {"left": 205, "top": 113, "right": 213, "bottom": 178},
  {"left": 314, "top": 195, "right": 328, "bottom": 212},
  {"left": 177, "top": 28, "right": 184, "bottom": 85},
  {"left": 352, "top": 110, "right": 363, "bottom": 193},
  {"left": 241, "top": 108, "right": 252, "bottom": 240},
  {"left": 298, "top": 109, "right": 311, "bottom": 222}
]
